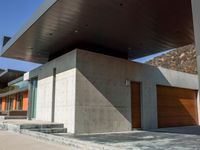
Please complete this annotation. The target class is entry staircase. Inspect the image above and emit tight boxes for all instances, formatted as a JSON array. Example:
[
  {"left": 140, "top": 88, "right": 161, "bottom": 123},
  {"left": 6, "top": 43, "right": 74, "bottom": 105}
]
[
  {"left": 22, "top": 123, "right": 68, "bottom": 134},
  {"left": 0, "top": 120, "right": 67, "bottom": 134}
]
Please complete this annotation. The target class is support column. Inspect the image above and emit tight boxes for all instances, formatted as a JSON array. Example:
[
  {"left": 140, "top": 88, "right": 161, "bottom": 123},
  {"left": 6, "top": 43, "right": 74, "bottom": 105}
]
[
  {"left": 192, "top": 0, "right": 200, "bottom": 124},
  {"left": 27, "top": 80, "right": 32, "bottom": 120},
  {"left": 51, "top": 68, "right": 56, "bottom": 123},
  {"left": 141, "top": 82, "right": 158, "bottom": 129}
]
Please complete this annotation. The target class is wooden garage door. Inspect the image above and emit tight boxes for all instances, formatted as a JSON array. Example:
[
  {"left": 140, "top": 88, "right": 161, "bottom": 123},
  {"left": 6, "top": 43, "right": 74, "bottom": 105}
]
[
  {"left": 157, "top": 85, "right": 198, "bottom": 128},
  {"left": 131, "top": 82, "right": 141, "bottom": 128}
]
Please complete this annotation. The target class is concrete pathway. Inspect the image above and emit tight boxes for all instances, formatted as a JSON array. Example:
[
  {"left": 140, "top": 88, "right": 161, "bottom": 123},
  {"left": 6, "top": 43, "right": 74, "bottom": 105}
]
[
  {"left": 0, "top": 129, "right": 74, "bottom": 150},
  {"left": 1, "top": 121, "right": 200, "bottom": 150},
  {"left": 67, "top": 126, "right": 200, "bottom": 150}
]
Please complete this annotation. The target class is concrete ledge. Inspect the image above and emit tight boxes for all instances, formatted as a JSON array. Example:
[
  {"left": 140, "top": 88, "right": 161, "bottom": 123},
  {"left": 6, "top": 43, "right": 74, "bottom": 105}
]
[
  {"left": 20, "top": 129, "right": 124, "bottom": 150},
  {"left": 19, "top": 123, "right": 64, "bottom": 129},
  {"left": 0, "top": 121, "right": 125, "bottom": 150},
  {"left": 29, "top": 128, "right": 67, "bottom": 134},
  {"left": 0, "top": 116, "right": 27, "bottom": 121},
  {"left": 8, "top": 110, "right": 27, "bottom": 116},
  {"left": 0, "top": 123, "right": 20, "bottom": 132}
]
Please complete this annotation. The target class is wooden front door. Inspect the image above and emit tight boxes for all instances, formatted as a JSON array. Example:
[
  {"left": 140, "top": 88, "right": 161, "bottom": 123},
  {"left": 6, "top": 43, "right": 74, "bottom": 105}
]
[{"left": 131, "top": 82, "right": 141, "bottom": 128}]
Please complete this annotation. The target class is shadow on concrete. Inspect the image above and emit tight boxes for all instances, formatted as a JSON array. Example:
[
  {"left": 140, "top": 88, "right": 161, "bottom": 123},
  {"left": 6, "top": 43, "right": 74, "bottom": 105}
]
[
  {"left": 76, "top": 50, "right": 198, "bottom": 133},
  {"left": 54, "top": 127, "right": 200, "bottom": 150},
  {"left": 72, "top": 126, "right": 200, "bottom": 145},
  {"left": 157, "top": 85, "right": 198, "bottom": 128},
  {"left": 151, "top": 126, "right": 200, "bottom": 136},
  {"left": 29, "top": 50, "right": 198, "bottom": 134}
]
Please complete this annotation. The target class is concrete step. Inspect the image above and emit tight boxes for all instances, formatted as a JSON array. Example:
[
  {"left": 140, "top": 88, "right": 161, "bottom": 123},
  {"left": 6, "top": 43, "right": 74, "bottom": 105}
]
[
  {"left": 20, "top": 123, "right": 64, "bottom": 129},
  {"left": 0, "top": 116, "right": 27, "bottom": 120},
  {"left": 30, "top": 127, "right": 67, "bottom": 134}
]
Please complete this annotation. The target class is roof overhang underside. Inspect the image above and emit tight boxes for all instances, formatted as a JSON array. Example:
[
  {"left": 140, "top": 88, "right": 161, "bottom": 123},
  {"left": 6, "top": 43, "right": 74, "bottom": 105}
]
[
  {"left": 1, "top": 0, "right": 194, "bottom": 63},
  {"left": 0, "top": 69, "right": 24, "bottom": 88},
  {"left": 0, "top": 87, "right": 28, "bottom": 98}
]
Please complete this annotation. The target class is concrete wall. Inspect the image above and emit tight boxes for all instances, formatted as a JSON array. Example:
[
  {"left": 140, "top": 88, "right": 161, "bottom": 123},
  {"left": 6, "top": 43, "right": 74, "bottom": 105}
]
[
  {"left": 28, "top": 50, "right": 76, "bottom": 133},
  {"left": 28, "top": 49, "right": 199, "bottom": 134},
  {"left": 75, "top": 49, "right": 199, "bottom": 134}
]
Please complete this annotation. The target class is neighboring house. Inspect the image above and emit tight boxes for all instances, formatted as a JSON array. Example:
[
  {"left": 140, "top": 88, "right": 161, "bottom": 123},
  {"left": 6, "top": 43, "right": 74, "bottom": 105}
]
[
  {"left": 0, "top": 69, "right": 28, "bottom": 113},
  {"left": 1, "top": 0, "right": 200, "bottom": 134},
  {"left": 146, "top": 45, "right": 197, "bottom": 74}
]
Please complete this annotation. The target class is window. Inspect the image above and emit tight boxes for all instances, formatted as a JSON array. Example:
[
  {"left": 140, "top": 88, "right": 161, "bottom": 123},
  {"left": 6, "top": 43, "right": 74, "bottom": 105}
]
[
  {"left": 0, "top": 98, "right": 2, "bottom": 111},
  {"left": 6, "top": 96, "right": 14, "bottom": 111},
  {"left": 17, "top": 93, "right": 23, "bottom": 110},
  {"left": 30, "top": 78, "right": 38, "bottom": 118}
]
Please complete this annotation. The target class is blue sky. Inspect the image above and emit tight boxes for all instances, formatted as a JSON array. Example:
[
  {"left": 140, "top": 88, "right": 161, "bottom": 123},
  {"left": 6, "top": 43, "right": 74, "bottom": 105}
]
[
  {"left": 0, "top": 0, "right": 171, "bottom": 71},
  {"left": 0, "top": 0, "right": 44, "bottom": 72},
  {"left": 134, "top": 50, "right": 173, "bottom": 63}
]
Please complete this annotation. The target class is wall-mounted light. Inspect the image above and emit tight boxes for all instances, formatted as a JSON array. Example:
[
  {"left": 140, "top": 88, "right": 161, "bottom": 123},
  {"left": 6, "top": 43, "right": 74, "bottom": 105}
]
[
  {"left": 28, "top": 46, "right": 33, "bottom": 50},
  {"left": 125, "top": 79, "right": 130, "bottom": 86}
]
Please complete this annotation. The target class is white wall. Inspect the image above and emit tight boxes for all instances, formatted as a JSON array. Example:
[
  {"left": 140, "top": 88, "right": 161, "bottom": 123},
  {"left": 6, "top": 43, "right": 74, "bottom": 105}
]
[
  {"left": 55, "top": 69, "right": 76, "bottom": 133},
  {"left": 28, "top": 50, "right": 76, "bottom": 133}
]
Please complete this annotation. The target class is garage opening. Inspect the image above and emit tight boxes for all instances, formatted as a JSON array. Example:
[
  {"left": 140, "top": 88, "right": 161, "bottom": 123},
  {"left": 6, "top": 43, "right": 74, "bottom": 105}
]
[
  {"left": 157, "top": 85, "right": 198, "bottom": 128},
  {"left": 131, "top": 82, "right": 141, "bottom": 129}
]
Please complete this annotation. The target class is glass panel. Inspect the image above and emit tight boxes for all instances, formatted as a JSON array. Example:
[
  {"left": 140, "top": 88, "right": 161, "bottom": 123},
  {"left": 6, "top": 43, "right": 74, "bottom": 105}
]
[
  {"left": 9, "top": 95, "right": 14, "bottom": 111},
  {"left": 0, "top": 100, "right": 1, "bottom": 111},
  {"left": 17, "top": 93, "right": 23, "bottom": 110},
  {"left": 6, "top": 96, "right": 14, "bottom": 111},
  {"left": 0, "top": 81, "right": 28, "bottom": 94},
  {"left": 6, "top": 96, "right": 9, "bottom": 111}
]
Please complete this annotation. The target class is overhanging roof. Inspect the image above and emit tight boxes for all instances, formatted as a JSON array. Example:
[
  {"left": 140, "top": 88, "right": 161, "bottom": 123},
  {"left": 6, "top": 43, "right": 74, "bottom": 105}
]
[
  {"left": 0, "top": 69, "right": 5, "bottom": 75},
  {"left": 0, "top": 86, "right": 28, "bottom": 98},
  {"left": 0, "top": 69, "right": 25, "bottom": 88},
  {"left": 1, "top": 0, "right": 194, "bottom": 63}
]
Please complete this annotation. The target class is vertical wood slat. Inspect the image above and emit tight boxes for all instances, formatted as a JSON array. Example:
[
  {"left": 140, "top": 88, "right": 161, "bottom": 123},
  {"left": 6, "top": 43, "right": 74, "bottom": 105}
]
[
  {"left": 157, "top": 85, "right": 198, "bottom": 128},
  {"left": 2, "top": 97, "right": 6, "bottom": 112},
  {"left": 13, "top": 95, "right": 17, "bottom": 110},
  {"left": 22, "top": 91, "right": 29, "bottom": 111}
]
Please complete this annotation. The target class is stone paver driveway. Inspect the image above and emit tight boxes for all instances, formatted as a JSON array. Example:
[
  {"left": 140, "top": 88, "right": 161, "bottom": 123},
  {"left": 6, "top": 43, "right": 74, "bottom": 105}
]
[{"left": 71, "top": 126, "right": 200, "bottom": 150}]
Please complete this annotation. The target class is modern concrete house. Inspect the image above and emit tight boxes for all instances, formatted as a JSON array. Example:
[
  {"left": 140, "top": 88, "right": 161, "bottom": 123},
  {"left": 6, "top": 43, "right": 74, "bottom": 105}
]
[{"left": 1, "top": 0, "right": 200, "bottom": 134}]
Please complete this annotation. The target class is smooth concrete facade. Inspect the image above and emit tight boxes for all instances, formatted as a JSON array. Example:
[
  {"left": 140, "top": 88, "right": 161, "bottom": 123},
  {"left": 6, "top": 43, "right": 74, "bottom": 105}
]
[
  {"left": 26, "top": 51, "right": 76, "bottom": 133},
  {"left": 75, "top": 50, "right": 199, "bottom": 134},
  {"left": 192, "top": 1, "right": 200, "bottom": 119},
  {"left": 191, "top": 0, "right": 200, "bottom": 127},
  {"left": 26, "top": 49, "right": 199, "bottom": 134}
]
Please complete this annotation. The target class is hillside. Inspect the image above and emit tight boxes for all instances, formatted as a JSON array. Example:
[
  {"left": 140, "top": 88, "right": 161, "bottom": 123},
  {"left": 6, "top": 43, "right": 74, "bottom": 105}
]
[{"left": 146, "top": 45, "right": 197, "bottom": 74}]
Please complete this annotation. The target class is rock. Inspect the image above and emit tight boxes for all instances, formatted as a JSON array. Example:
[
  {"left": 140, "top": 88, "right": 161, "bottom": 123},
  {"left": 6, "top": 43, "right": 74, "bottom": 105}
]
[
  {"left": 180, "top": 53, "right": 185, "bottom": 59},
  {"left": 146, "top": 45, "right": 197, "bottom": 74}
]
